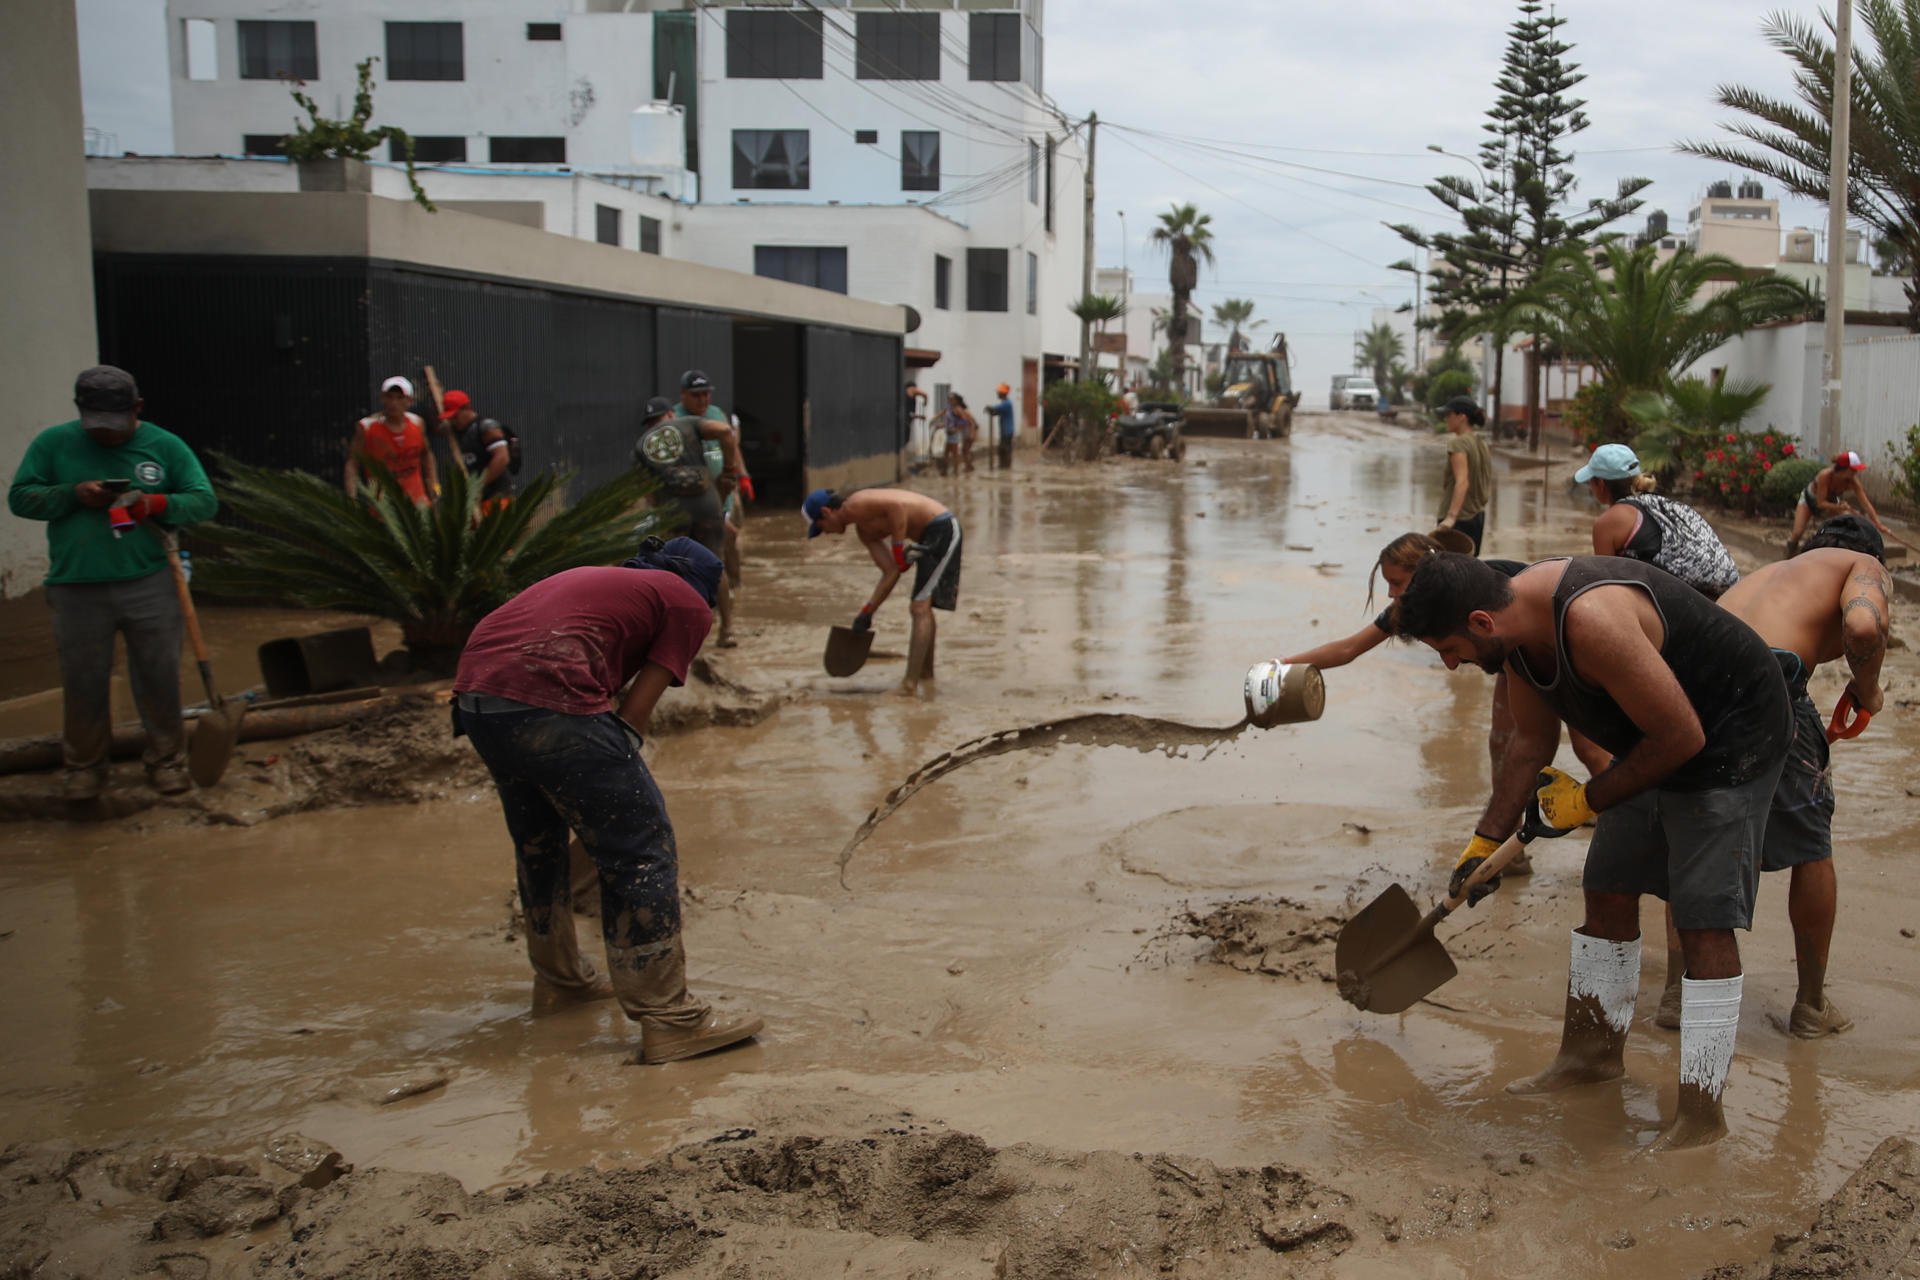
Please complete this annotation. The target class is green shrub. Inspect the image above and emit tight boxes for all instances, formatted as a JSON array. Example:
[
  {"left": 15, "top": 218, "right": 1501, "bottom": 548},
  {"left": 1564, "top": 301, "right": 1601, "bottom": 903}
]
[
  {"left": 1426, "top": 369, "right": 1474, "bottom": 410},
  {"left": 1760, "top": 456, "right": 1821, "bottom": 512},
  {"left": 1695, "top": 430, "right": 1803, "bottom": 516},
  {"left": 1566, "top": 380, "right": 1634, "bottom": 447},
  {"left": 1886, "top": 424, "right": 1920, "bottom": 505}
]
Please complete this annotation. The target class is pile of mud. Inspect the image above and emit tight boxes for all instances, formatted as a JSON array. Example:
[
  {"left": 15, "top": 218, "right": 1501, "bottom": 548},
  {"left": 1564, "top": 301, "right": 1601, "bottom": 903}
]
[
  {"left": 1151, "top": 896, "right": 1346, "bottom": 983},
  {"left": 1697, "top": 1136, "right": 1920, "bottom": 1278}
]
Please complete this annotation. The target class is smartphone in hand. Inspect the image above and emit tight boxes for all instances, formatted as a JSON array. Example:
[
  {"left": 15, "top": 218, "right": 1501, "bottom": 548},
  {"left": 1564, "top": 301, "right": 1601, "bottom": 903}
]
[{"left": 101, "top": 478, "right": 133, "bottom": 494}]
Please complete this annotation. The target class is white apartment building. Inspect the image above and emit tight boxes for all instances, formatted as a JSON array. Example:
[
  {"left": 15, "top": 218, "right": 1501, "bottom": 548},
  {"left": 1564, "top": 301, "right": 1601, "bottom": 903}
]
[{"left": 146, "top": 0, "right": 1086, "bottom": 445}]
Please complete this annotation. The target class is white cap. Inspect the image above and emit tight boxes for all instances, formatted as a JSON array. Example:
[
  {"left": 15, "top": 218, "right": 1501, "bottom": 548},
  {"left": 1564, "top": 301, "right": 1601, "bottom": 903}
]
[{"left": 381, "top": 375, "right": 414, "bottom": 397}]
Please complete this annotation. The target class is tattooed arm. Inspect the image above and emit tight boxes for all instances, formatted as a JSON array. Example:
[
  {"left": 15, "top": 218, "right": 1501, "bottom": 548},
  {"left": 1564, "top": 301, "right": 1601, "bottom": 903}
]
[{"left": 1839, "top": 556, "right": 1892, "bottom": 714}]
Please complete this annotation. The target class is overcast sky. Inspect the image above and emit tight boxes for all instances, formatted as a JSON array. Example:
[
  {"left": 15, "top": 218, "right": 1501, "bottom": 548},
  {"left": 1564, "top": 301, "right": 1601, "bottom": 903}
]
[
  {"left": 1047, "top": 0, "right": 1842, "bottom": 395},
  {"left": 76, "top": 0, "right": 1846, "bottom": 397}
]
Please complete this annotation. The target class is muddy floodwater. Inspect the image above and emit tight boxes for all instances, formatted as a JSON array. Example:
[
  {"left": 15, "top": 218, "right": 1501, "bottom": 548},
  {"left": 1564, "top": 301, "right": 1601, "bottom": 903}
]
[{"left": 4, "top": 414, "right": 1919, "bottom": 1278}]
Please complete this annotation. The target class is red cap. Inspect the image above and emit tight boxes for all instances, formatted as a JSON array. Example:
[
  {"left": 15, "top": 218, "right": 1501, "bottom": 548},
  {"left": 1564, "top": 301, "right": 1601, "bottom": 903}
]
[
  {"left": 1833, "top": 450, "right": 1865, "bottom": 471},
  {"left": 439, "top": 389, "right": 471, "bottom": 420}
]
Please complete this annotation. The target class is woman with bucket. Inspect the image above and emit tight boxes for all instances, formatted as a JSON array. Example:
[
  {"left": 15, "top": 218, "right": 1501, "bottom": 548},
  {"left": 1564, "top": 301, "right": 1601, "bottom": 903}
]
[
  {"left": 1579, "top": 443, "right": 1739, "bottom": 598},
  {"left": 1435, "top": 396, "right": 1494, "bottom": 555},
  {"left": 1788, "top": 450, "right": 1889, "bottom": 555}
]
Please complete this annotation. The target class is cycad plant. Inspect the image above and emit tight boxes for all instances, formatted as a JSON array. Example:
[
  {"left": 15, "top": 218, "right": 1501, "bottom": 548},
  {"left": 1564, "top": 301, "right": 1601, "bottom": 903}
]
[
  {"left": 1623, "top": 376, "right": 1774, "bottom": 474},
  {"left": 193, "top": 455, "right": 667, "bottom": 667}
]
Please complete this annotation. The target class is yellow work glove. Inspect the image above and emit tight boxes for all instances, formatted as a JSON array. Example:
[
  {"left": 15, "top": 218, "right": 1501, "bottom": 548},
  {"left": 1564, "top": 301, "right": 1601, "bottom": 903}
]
[
  {"left": 1450, "top": 832, "right": 1504, "bottom": 906},
  {"left": 1535, "top": 766, "right": 1596, "bottom": 830}
]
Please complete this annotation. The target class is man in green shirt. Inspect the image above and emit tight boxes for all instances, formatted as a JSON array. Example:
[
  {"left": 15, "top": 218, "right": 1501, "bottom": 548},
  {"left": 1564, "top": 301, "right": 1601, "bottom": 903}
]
[
  {"left": 8, "top": 366, "right": 219, "bottom": 798},
  {"left": 676, "top": 370, "right": 752, "bottom": 647}
]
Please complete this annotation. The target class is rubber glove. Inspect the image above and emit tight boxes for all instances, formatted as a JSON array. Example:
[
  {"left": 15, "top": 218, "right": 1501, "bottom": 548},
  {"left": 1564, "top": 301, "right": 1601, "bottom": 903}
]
[
  {"left": 109, "top": 492, "right": 167, "bottom": 534},
  {"left": 1535, "top": 765, "right": 1597, "bottom": 829},
  {"left": 850, "top": 607, "right": 874, "bottom": 633},
  {"left": 891, "top": 542, "right": 909, "bottom": 571},
  {"left": 1450, "top": 833, "right": 1504, "bottom": 906},
  {"left": 737, "top": 474, "right": 756, "bottom": 502}
]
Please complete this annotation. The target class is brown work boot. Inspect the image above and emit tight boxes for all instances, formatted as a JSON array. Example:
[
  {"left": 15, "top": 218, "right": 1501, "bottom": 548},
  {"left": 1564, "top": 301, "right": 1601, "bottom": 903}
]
[
  {"left": 532, "top": 972, "right": 615, "bottom": 1017},
  {"left": 1788, "top": 997, "right": 1853, "bottom": 1039},
  {"left": 149, "top": 762, "right": 193, "bottom": 796},
  {"left": 63, "top": 767, "right": 105, "bottom": 801},
  {"left": 610, "top": 935, "right": 762, "bottom": 1065}
]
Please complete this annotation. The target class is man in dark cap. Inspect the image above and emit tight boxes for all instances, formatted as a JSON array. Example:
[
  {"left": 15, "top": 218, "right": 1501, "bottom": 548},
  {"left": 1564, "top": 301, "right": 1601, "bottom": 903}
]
[
  {"left": 7, "top": 366, "right": 219, "bottom": 798},
  {"left": 453, "top": 537, "right": 762, "bottom": 1064},
  {"left": 633, "top": 393, "right": 745, "bottom": 646}
]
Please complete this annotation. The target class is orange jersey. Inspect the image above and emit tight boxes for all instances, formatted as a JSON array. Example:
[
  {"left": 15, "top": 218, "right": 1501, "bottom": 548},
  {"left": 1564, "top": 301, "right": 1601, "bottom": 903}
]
[{"left": 355, "top": 413, "right": 429, "bottom": 502}]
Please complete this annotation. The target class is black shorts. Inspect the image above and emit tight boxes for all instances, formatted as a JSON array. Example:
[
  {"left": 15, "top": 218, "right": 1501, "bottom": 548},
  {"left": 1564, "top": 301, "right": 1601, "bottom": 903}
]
[
  {"left": 1762, "top": 687, "right": 1834, "bottom": 872},
  {"left": 910, "top": 513, "right": 962, "bottom": 611},
  {"left": 1583, "top": 761, "right": 1783, "bottom": 931}
]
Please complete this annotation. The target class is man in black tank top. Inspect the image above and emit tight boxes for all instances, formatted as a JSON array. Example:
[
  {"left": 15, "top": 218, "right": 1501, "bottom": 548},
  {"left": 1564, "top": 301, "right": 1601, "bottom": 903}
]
[{"left": 1396, "top": 553, "right": 1790, "bottom": 1151}]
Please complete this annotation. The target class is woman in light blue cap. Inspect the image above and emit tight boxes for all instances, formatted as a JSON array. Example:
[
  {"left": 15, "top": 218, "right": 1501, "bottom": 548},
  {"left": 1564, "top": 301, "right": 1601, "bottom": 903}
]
[{"left": 1580, "top": 442, "right": 1738, "bottom": 598}]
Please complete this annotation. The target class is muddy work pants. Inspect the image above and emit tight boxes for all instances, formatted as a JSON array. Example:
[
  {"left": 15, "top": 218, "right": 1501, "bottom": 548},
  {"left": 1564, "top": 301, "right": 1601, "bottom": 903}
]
[
  {"left": 458, "top": 700, "right": 683, "bottom": 974},
  {"left": 46, "top": 570, "right": 186, "bottom": 778}
]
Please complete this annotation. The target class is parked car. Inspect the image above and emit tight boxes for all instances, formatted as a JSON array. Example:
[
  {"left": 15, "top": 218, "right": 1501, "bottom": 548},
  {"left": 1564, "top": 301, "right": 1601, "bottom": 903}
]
[
  {"left": 1114, "top": 401, "right": 1185, "bottom": 460},
  {"left": 1329, "top": 375, "right": 1379, "bottom": 411}
]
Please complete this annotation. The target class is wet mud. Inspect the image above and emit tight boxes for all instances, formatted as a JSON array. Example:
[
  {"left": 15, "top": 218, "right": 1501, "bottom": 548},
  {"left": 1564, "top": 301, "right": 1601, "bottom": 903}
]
[
  {"left": 5, "top": 417, "right": 1920, "bottom": 1278},
  {"left": 837, "top": 713, "right": 1250, "bottom": 881}
]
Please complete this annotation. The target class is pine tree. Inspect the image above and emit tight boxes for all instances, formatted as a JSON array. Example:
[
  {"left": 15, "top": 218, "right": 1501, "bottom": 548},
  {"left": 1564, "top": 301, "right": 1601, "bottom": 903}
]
[{"left": 1391, "top": 1, "right": 1649, "bottom": 444}]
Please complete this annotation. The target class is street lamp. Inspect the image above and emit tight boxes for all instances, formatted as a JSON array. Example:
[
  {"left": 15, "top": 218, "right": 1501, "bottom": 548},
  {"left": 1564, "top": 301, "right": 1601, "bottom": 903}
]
[{"left": 1426, "top": 143, "right": 1489, "bottom": 191}]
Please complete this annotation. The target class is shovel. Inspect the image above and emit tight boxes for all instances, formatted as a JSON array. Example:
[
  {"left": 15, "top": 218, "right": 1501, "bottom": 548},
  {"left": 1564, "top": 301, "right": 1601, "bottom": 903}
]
[
  {"left": 1334, "top": 829, "right": 1531, "bottom": 1014},
  {"left": 823, "top": 624, "right": 875, "bottom": 677},
  {"left": 159, "top": 528, "right": 243, "bottom": 787}
]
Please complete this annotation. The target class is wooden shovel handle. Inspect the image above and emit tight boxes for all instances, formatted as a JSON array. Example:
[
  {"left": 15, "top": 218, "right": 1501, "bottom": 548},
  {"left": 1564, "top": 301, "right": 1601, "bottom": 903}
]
[{"left": 1439, "top": 828, "right": 1530, "bottom": 914}]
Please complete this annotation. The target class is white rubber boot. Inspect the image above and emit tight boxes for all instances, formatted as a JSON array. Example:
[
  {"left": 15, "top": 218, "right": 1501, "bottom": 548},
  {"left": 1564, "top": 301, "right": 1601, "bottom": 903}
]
[
  {"left": 1655, "top": 973, "right": 1741, "bottom": 1150},
  {"left": 1507, "top": 931, "right": 1640, "bottom": 1095}
]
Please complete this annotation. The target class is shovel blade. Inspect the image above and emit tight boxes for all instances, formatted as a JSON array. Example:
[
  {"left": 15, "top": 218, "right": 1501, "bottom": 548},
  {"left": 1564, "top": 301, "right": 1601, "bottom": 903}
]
[
  {"left": 188, "top": 704, "right": 242, "bottom": 788},
  {"left": 1334, "top": 883, "right": 1458, "bottom": 1014},
  {"left": 823, "top": 626, "right": 874, "bottom": 677}
]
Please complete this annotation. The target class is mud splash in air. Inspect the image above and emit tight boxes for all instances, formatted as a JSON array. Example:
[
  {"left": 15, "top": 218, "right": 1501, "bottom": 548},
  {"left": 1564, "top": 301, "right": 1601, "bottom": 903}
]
[{"left": 836, "top": 713, "right": 1249, "bottom": 882}]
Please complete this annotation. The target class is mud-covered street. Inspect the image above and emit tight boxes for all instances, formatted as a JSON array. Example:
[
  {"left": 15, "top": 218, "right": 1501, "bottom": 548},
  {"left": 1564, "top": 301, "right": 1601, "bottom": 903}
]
[{"left": 5, "top": 414, "right": 1920, "bottom": 1278}]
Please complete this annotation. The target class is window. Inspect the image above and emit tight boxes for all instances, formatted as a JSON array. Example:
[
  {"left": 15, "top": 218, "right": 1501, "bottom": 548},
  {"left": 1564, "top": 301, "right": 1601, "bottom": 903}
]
[
  {"left": 1027, "top": 138, "right": 1039, "bottom": 204},
  {"left": 966, "top": 248, "right": 1008, "bottom": 312},
  {"left": 526, "top": 22, "right": 562, "bottom": 41},
  {"left": 901, "top": 131, "right": 939, "bottom": 192},
  {"left": 856, "top": 13, "right": 940, "bottom": 80},
  {"left": 934, "top": 255, "right": 951, "bottom": 310},
  {"left": 1026, "top": 251, "right": 1038, "bottom": 315},
  {"left": 596, "top": 204, "right": 620, "bottom": 246},
  {"left": 490, "top": 136, "right": 566, "bottom": 164},
  {"left": 238, "top": 21, "right": 317, "bottom": 80},
  {"left": 855, "top": 129, "right": 878, "bottom": 145},
  {"left": 184, "top": 18, "right": 217, "bottom": 80},
  {"left": 732, "top": 129, "right": 809, "bottom": 190},
  {"left": 242, "top": 134, "right": 286, "bottom": 157},
  {"left": 1044, "top": 136, "right": 1055, "bottom": 232},
  {"left": 754, "top": 246, "right": 848, "bottom": 295},
  {"left": 386, "top": 22, "right": 463, "bottom": 81},
  {"left": 640, "top": 216, "right": 661, "bottom": 255},
  {"left": 968, "top": 13, "right": 1020, "bottom": 81},
  {"left": 725, "top": 10, "right": 822, "bottom": 79},
  {"left": 394, "top": 136, "right": 467, "bottom": 163}
]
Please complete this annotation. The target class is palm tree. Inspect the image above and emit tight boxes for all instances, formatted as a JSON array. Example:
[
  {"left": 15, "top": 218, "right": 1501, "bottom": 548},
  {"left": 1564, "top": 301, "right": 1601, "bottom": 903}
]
[
  {"left": 193, "top": 455, "right": 665, "bottom": 670},
  {"left": 1497, "top": 242, "right": 1812, "bottom": 394},
  {"left": 1069, "top": 292, "right": 1127, "bottom": 382},
  {"left": 1679, "top": 2, "right": 1920, "bottom": 330},
  {"left": 1150, "top": 203, "right": 1215, "bottom": 387},
  {"left": 1354, "top": 323, "right": 1405, "bottom": 400},
  {"left": 1210, "top": 298, "right": 1261, "bottom": 350}
]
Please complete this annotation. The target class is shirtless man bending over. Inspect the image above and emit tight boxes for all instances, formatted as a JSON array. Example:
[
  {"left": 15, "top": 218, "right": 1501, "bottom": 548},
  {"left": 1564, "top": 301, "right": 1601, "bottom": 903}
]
[{"left": 804, "top": 487, "right": 960, "bottom": 693}]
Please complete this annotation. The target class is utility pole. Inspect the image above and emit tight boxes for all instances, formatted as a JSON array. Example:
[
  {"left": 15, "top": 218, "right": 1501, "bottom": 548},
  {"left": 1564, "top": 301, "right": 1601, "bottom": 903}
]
[
  {"left": 1819, "top": 0, "right": 1854, "bottom": 459},
  {"left": 1079, "top": 112, "right": 1097, "bottom": 384}
]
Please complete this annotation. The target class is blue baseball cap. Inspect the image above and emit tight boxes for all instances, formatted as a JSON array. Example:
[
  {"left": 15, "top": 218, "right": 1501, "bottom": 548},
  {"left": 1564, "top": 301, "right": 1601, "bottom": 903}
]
[
  {"left": 802, "top": 488, "right": 834, "bottom": 537},
  {"left": 1575, "top": 442, "right": 1641, "bottom": 484}
]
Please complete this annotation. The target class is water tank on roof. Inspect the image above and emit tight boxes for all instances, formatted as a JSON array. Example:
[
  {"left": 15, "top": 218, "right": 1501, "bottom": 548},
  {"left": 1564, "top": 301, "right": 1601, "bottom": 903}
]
[
  {"left": 1707, "top": 180, "right": 1734, "bottom": 199},
  {"left": 1646, "top": 209, "right": 1669, "bottom": 239},
  {"left": 1738, "top": 178, "right": 1764, "bottom": 199},
  {"left": 630, "top": 102, "right": 685, "bottom": 169},
  {"left": 1783, "top": 228, "right": 1817, "bottom": 262}
]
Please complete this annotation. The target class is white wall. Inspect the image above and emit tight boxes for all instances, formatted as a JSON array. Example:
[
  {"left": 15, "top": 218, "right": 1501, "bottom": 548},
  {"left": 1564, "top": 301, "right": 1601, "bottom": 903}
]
[
  {"left": 165, "top": 0, "right": 659, "bottom": 171},
  {"left": 2, "top": 1, "right": 100, "bottom": 597}
]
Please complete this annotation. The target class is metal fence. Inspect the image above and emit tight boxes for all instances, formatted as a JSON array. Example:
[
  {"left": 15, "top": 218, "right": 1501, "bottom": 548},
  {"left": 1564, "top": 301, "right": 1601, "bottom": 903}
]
[{"left": 1844, "top": 333, "right": 1920, "bottom": 503}]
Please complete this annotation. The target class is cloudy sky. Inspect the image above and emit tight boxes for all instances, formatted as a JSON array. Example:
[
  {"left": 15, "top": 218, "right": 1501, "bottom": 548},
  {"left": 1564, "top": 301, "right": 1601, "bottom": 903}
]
[
  {"left": 76, "top": 0, "right": 1845, "bottom": 397},
  {"left": 1046, "top": 0, "right": 1841, "bottom": 395}
]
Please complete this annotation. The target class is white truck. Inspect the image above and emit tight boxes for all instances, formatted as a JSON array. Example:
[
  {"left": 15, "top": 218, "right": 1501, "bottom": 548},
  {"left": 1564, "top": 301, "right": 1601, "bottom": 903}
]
[{"left": 1329, "top": 375, "right": 1379, "bottom": 411}]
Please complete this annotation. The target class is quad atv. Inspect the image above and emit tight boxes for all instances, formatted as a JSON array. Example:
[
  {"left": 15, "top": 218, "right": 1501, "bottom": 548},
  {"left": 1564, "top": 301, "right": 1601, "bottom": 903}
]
[{"left": 1114, "top": 402, "right": 1186, "bottom": 460}]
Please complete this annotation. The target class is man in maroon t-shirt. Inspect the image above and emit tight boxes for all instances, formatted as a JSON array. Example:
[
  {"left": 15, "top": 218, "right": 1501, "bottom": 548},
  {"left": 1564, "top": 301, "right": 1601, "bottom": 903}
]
[{"left": 453, "top": 536, "right": 763, "bottom": 1065}]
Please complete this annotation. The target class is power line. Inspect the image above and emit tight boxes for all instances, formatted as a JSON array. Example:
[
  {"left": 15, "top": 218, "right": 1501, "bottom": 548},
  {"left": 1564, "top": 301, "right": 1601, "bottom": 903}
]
[{"left": 1108, "top": 123, "right": 1430, "bottom": 191}]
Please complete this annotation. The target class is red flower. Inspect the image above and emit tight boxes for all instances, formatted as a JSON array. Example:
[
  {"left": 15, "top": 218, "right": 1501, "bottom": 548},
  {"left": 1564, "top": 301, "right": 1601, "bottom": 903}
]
[
  {"left": 1763, "top": 460, "right": 1772, "bottom": 470},
  {"left": 1726, "top": 434, "right": 1737, "bottom": 442},
  {"left": 1765, "top": 436, "right": 1775, "bottom": 445},
  {"left": 1696, "top": 470, "right": 1705, "bottom": 479},
  {"left": 1782, "top": 442, "right": 1795, "bottom": 455},
  {"left": 1741, "top": 484, "right": 1751, "bottom": 492}
]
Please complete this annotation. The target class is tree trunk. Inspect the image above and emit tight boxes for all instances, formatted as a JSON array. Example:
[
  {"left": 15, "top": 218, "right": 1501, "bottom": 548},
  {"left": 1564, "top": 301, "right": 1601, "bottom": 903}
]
[
  {"left": 1490, "top": 343, "right": 1505, "bottom": 434},
  {"left": 1524, "top": 338, "right": 1541, "bottom": 453}
]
